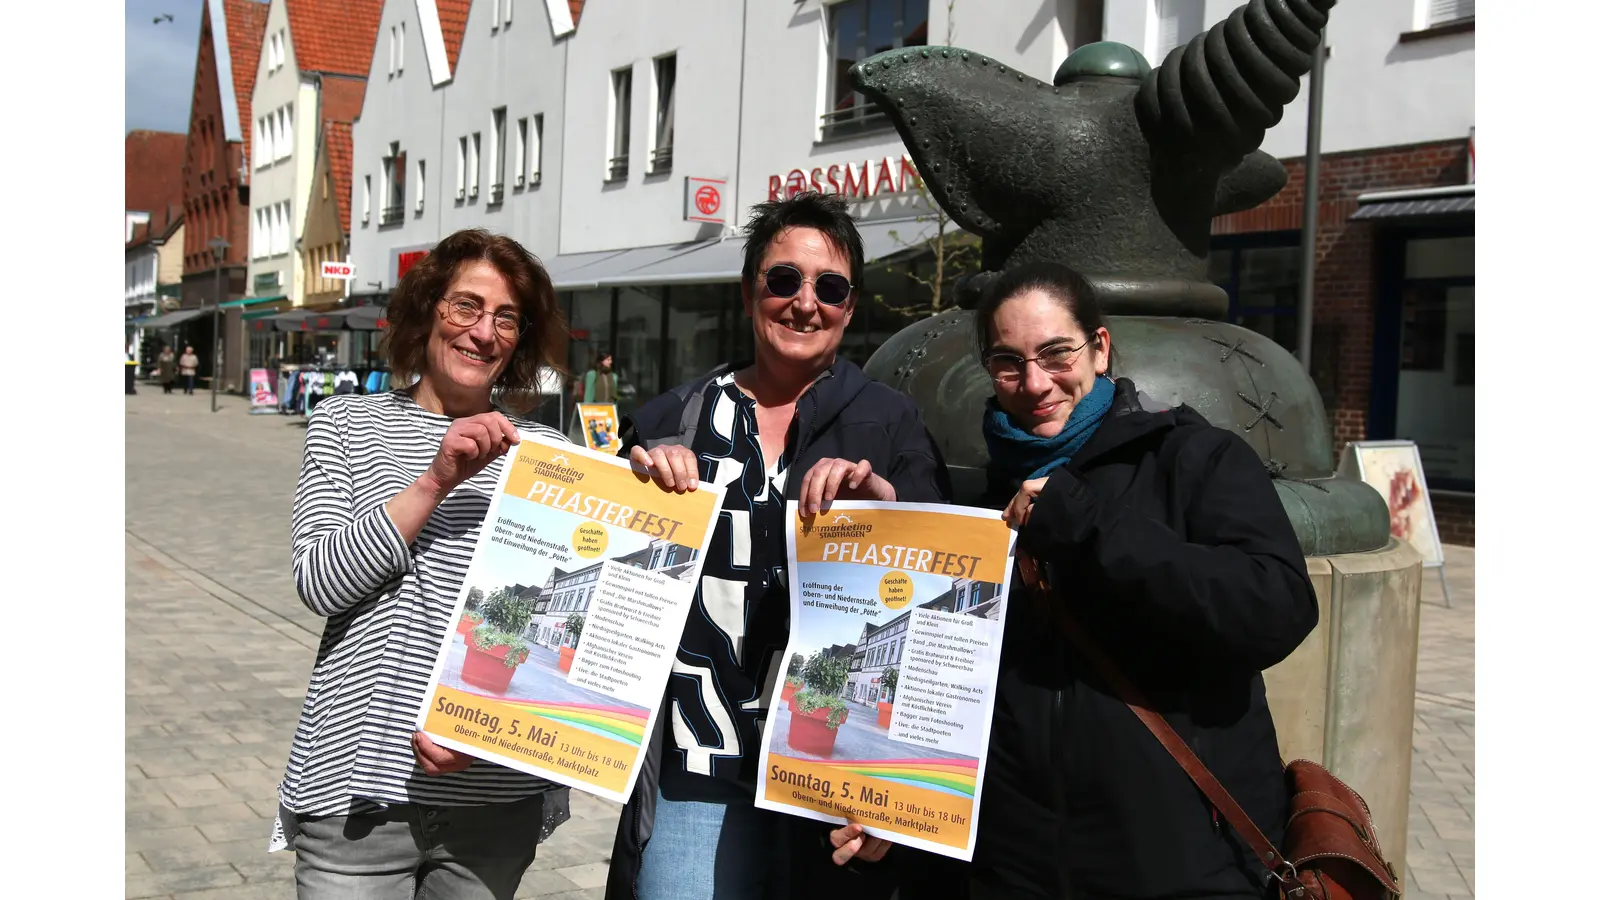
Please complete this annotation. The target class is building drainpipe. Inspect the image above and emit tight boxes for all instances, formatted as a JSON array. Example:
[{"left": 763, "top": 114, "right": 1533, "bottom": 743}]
[
  {"left": 1295, "top": 34, "right": 1327, "bottom": 373},
  {"left": 729, "top": 0, "right": 750, "bottom": 238}
]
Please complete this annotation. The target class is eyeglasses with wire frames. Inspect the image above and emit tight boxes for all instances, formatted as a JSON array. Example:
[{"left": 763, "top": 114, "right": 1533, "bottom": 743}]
[
  {"left": 982, "top": 336, "right": 1098, "bottom": 383},
  {"left": 439, "top": 296, "right": 528, "bottom": 340},
  {"left": 759, "top": 264, "right": 854, "bottom": 306}
]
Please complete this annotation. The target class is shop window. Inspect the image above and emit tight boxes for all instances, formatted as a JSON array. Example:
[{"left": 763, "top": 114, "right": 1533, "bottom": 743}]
[
  {"left": 615, "top": 286, "right": 665, "bottom": 414},
  {"left": 1209, "top": 238, "right": 1301, "bottom": 356},
  {"left": 824, "top": 0, "right": 928, "bottom": 141},
  {"left": 609, "top": 67, "right": 633, "bottom": 182},
  {"left": 650, "top": 55, "right": 676, "bottom": 175},
  {"left": 1392, "top": 235, "right": 1473, "bottom": 490}
]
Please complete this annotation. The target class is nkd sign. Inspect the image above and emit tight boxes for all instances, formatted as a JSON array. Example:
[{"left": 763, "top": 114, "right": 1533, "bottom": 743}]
[{"left": 767, "top": 155, "right": 922, "bottom": 202}]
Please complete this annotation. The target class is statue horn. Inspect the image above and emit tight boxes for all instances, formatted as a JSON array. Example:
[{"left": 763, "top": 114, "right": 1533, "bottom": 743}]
[{"left": 1136, "top": 0, "right": 1335, "bottom": 164}]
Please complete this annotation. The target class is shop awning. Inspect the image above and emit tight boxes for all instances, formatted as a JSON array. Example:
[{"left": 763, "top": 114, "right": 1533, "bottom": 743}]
[
  {"left": 344, "top": 306, "right": 389, "bottom": 330},
  {"left": 136, "top": 308, "right": 206, "bottom": 329},
  {"left": 542, "top": 249, "right": 631, "bottom": 290},
  {"left": 588, "top": 218, "right": 943, "bottom": 288},
  {"left": 549, "top": 243, "right": 703, "bottom": 290},
  {"left": 264, "top": 308, "right": 348, "bottom": 332},
  {"left": 219, "top": 295, "right": 286, "bottom": 309},
  {"left": 1351, "top": 184, "right": 1474, "bottom": 221}
]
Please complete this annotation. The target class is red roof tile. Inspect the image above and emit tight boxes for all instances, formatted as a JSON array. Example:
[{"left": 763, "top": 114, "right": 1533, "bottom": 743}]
[
  {"left": 319, "top": 75, "right": 367, "bottom": 125},
  {"left": 437, "top": 0, "right": 471, "bottom": 73},
  {"left": 285, "top": 0, "right": 383, "bottom": 76},
  {"left": 323, "top": 120, "right": 355, "bottom": 234},
  {"left": 569, "top": 0, "right": 585, "bottom": 26},
  {"left": 126, "top": 130, "right": 187, "bottom": 215},
  {"left": 225, "top": 0, "right": 271, "bottom": 148}
]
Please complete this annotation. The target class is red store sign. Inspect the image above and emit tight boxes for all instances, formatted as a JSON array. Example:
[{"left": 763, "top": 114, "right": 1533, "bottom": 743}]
[
  {"left": 397, "top": 249, "right": 428, "bottom": 280},
  {"left": 768, "top": 155, "right": 922, "bottom": 202}
]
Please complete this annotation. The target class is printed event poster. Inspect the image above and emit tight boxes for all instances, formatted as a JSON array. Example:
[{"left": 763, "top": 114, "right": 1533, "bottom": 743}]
[
  {"left": 755, "top": 501, "right": 1018, "bottom": 860},
  {"left": 1339, "top": 440, "right": 1444, "bottom": 567},
  {"left": 248, "top": 368, "right": 278, "bottom": 414},
  {"left": 577, "top": 403, "right": 622, "bottom": 453},
  {"left": 416, "top": 435, "right": 726, "bottom": 802}
]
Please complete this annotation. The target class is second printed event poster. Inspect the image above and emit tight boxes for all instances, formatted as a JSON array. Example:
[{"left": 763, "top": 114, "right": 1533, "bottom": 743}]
[
  {"left": 756, "top": 501, "right": 1018, "bottom": 860},
  {"left": 416, "top": 435, "right": 725, "bottom": 803}
]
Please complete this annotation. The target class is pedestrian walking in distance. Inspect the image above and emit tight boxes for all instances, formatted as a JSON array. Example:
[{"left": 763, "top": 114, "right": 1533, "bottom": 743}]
[
  {"left": 178, "top": 345, "right": 199, "bottom": 395},
  {"left": 155, "top": 346, "right": 177, "bottom": 394},
  {"left": 277, "top": 228, "right": 575, "bottom": 899}
]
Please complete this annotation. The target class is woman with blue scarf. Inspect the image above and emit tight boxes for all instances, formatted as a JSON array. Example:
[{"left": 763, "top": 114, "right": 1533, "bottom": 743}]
[{"left": 967, "top": 262, "right": 1316, "bottom": 900}]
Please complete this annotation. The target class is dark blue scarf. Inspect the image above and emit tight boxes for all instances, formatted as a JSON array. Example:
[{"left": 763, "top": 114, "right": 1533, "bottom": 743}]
[{"left": 983, "top": 376, "right": 1116, "bottom": 481}]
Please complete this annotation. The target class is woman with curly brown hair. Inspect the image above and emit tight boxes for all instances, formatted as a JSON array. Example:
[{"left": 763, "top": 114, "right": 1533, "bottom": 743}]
[{"left": 273, "top": 229, "right": 575, "bottom": 899}]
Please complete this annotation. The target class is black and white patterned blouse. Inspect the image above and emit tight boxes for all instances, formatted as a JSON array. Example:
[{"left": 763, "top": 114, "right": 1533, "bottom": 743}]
[{"left": 657, "top": 372, "right": 797, "bottom": 801}]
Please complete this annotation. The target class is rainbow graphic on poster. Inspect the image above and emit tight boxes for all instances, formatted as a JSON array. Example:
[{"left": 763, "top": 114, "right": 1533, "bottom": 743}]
[
  {"left": 815, "top": 757, "right": 979, "bottom": 798},
  {"left": 447, "top": 688, "right": 649, "bottom": 747}
]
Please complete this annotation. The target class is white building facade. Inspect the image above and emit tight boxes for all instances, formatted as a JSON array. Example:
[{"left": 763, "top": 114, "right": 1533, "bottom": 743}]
[{"left": 350, "top": 0, "right": 1082, "bottom": 416}]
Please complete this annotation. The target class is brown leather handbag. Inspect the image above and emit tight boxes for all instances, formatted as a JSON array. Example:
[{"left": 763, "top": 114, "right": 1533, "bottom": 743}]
[{"left": 1017, "top": 554, "right": 1401, "bottom": 900}]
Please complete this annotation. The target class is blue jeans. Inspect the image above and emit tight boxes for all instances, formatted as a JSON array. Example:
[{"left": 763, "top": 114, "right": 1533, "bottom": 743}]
[{"left": 636, "top": 789, "right": 793, "bottom": 900}]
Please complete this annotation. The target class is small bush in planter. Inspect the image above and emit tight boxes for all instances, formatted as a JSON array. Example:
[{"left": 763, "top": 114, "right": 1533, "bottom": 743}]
[
  {"left": 565, "top": 612, "right": 585, "bottom": 647},
  {"left": 792, "top": 689, "right": 849, "bottom": 729},
  {"left": 460, "top": 588, "right": 537, "bottom": 692}
]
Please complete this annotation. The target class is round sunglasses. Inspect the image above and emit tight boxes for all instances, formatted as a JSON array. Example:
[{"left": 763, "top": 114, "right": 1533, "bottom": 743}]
[{"left": 760, "top": 264, "right": 853, "bottom": 306}]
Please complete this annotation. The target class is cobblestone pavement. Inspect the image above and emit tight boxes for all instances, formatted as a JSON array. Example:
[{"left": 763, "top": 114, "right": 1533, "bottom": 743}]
[{"left": 126, "top": 389, "right": 1473, "bottom": 898}]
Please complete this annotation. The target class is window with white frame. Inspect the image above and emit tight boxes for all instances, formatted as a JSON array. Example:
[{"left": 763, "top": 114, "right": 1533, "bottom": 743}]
[
  {"left": 1152, "top": 0, "right": 1205, "bottom": 61},
  {"left": 398, "top": 21, "right": 405, "bottom": 73},
  {"left": 469, "top": 132, "right": 481, "bottom": 197},
  {"left": 279, "top": 104, "right": 293, "bottom": 161},
  {"left": 490, "top": 107, "right": 507, "bottom": 200},
  {"left": 1425, "top": 0, "right": 1474, "bottom": 27},
  {"left": 362, "top": 175, "right": 371, "bottom": 224},
  {"left": 381, "top": 142, "right": 405, "bottom": 223},
  {"left": 608, "top": 67, "right": 632, "bottom": 181},
  {"left": 514, "top": 117, "right": 528, "bottom": 187},
  {"left": 273, "top": 202, "right": 291, "bottom": 255},
  {"left": 388, "top": 25, "right": 396, "bottom": 76},
  {"left": 253, "top": 119, "right": 265, "bottom": 169},
  {"left": 492, "top": 0, "right": 502, "bottom": 29},
  {"left": 269, "top": 32, "right": 281, "bottom": 72},
  {"left": 257, "top": 115, "right": 273, "bottom": 167},
  {"left": 456, "top": 136, "right": 468, "bottom": 199},
  {"left": 415, "top": 159, "right": 426, "bottom": 212},
  {"left": 824, "top": 0, "right": 929, "bottom": 139},
  {"left": 252, "top": 207, "right": 266, "bottom": 258},
  {"left": 531, "top": 114, "right": 544, "bottom": 185},
  {"left": 650, "top": 54, "right": 675, "bottom": 174}
]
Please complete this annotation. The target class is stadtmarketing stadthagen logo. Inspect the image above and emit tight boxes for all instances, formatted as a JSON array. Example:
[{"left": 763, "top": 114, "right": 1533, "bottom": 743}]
[
  {"left": 816, "top": 513, "right": 873, "bottom": 539},
  {"left": 533, "top": 454, "right": 585, "bottom": 484}
]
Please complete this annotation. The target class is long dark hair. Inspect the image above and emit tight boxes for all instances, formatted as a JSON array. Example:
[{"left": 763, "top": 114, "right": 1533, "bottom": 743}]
[{"left": 975, "top": 261, "right": 1110, "bottom": 372}]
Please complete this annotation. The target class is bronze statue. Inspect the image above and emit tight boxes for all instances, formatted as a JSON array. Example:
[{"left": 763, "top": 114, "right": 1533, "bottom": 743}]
[{"left": 851, "top": 0, "right": 1388, "bottom": 553}]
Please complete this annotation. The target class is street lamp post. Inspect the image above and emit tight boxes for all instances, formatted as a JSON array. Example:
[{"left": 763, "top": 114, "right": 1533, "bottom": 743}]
[{"left": 208, "top": 237, "right": 230, "bottom": 413}]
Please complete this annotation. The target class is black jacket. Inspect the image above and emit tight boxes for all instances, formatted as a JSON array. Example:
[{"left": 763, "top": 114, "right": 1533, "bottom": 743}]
[
  {"left": 605, "top": 357, "right": 953, "bottom": 900},
  {"left": 970, "top": 378, "right": 1317, "bottom": 900}
]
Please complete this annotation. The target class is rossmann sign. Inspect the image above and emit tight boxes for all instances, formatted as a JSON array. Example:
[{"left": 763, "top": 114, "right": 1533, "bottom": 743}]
[{"left": 767, "top": 154, "right": 921, "bottom": 202}]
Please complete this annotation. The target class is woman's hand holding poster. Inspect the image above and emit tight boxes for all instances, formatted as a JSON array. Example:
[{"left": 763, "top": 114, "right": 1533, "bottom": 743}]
[
  {"left": 415, "top": 435, "right": 725, "bottom": 803},
  {"left": 754, "top": 501, "right": 1017, "bottom": 860}
]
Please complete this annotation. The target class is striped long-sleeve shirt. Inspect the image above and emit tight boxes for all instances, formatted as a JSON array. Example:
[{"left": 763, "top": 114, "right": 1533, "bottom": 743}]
[{"left": 278, "top": 390, "right": 568, "bottom": 818}]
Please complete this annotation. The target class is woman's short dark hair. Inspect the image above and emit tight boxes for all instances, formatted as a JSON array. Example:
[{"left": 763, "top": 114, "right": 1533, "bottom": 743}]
[
  {"left": 382, "top": 228, "right": 568, "bottom": 409},
  {"left": 741, "top": 192, "right": 865, "bottom": 292},
  {"left": 975, "top": 261, "right": 1105, "bottom": 354}
]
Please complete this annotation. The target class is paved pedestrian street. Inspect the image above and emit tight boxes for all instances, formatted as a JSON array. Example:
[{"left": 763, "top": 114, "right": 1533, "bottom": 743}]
[{"left": 126, "top": 390, "right": 1473, "bottom": 898}]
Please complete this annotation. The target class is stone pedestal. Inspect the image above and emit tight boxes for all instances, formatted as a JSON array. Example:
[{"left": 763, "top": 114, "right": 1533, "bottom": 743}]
[{"left": 1263, "top": 539, "right": 1423, "bottom": 892}]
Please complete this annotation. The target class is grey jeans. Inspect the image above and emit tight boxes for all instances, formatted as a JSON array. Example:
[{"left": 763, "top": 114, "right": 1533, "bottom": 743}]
[{"left": 292, "top": 793, "right": 546, "bottom": 900}]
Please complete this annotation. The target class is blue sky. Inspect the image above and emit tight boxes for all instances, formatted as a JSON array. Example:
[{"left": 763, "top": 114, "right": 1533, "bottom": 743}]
[
  {"left": 127, "top": 0, "right": 205, "bottom": 133},
  {"left": 789, "top": 561, "right": 954, "bottom": 652},
  {"left": 464, "top": 495, "right": 654, "bottom": 597}
]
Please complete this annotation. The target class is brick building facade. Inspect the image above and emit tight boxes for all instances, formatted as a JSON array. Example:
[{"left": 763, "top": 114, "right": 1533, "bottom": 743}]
[{"left": 1213, "top": 138, "right": 1475, "bottom": 543}]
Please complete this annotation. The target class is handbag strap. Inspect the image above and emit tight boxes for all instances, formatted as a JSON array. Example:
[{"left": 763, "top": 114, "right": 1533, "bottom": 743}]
[{"left": 1016, "top": 552, "right": 1295, "bottom": 882}]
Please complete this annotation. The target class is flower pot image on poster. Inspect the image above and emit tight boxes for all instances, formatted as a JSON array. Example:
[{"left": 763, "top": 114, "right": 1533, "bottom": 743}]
[{"left": 1339, "top": 440, "right": 1444, "bottom": 567}]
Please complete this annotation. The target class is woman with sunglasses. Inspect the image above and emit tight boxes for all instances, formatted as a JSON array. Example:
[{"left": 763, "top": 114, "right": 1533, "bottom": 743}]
[
  {"left": 869, "top": 262, "right": 1314, "bottom": 899},
  {"left": 276, "top": 229, "right": 577, "bottom": 899},
  {"left": 604, "top": 192, "right": 952, "bottom": 900}
]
